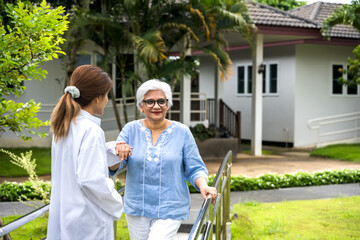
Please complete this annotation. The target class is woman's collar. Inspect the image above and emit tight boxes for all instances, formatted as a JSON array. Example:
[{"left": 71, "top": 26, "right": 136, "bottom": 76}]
[{"left": 79, "top": 109, "right": 101, "bottom": 125}]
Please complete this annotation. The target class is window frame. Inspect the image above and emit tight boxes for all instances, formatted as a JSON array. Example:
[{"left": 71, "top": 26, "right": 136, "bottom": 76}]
[
  {"left": 236, "top": 62, "right": 279, "bottom": 96},
  {"left": 331, "top": 63, "right": 359, "bottom": 97}
]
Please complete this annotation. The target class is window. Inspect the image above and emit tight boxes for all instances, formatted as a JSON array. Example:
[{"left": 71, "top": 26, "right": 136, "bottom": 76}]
[
  {"left": 269, "top": 64, "right": 277, "bottom": 93},
  {"left": 332, "top": 65, "right": 343, "bottom": 94},
  {"left": 75, "top": 54, "right": 91, "bottom": 67},
  {"left": 347, "top": 65, "right": 357, "bottom": 95},
  {"left": 237, "top": 66, "right": 244, "bottom": 94},
  {"left": 247, "top": 66, "right": 252, "bottom": 93},
  {"left": 237, "top": 63, "right": 278, "bottom": 95},
  {"left": 332, "top": 64, "right": 359, "bottom": 96}
]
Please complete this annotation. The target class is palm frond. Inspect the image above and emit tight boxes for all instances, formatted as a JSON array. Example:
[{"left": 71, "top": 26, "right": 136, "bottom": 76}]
[
  {"left": 200, "top": 44, "right": 233, "bottom": 81},
  {"left": 131, "top": 30, "right": 167, "bottom": 64},
  {"left": 162, "top": 23, "right": 200, "bottom": 43}
]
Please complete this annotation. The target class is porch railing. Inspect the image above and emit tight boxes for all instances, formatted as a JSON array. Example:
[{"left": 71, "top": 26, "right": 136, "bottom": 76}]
[
  {"left": 307, "top": 111, "right": 360, "bottom": 147},
  {"left": 188, "top": 150, "right": 232, "bottom": 240},
  {"left": 219, "top": 99, "right": 241, "bottom": 140},
  {"left": 39, "top": 93, "right": 209, "bottom": 131}
]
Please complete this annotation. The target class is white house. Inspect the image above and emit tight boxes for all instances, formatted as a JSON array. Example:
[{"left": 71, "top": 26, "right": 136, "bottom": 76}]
[
  {"left": 1, "top": 1, "right": 359, "bottom": 150},
  {"left": 198, "top": 1, "right": 360, "bottom": 149}
]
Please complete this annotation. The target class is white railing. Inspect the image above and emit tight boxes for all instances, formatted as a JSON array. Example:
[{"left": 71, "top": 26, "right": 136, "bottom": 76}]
[
  {"left": 307, "top": 112, "right": 360, "bottom": 147},
  {"left": 168, "top": 92, "right": 208, "bottom": 125},
  {"left": 39, "top": 93, "right": 208, "bottom": 130}
]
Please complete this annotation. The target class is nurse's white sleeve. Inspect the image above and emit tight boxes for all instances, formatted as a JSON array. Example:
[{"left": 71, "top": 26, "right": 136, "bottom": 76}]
[
  {"left": 76, "top": 141, "right": 123, "bottom": 220},
  {"left": 106, "top": 141, "right": 120, "bottom": 167}
]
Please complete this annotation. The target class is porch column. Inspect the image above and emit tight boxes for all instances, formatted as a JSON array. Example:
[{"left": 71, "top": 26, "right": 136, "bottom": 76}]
[
  {"left": 251, "top": 33, "right": 263, "bottom": 156},
  {"left": 180, "top": 37, "right": 191, "bottom": 126},
  {"left": 180, "top": 75, "right": 191, "bottom": 126},
  {"left": 214, "top": 65, "right": 224, "bottom": 128}
]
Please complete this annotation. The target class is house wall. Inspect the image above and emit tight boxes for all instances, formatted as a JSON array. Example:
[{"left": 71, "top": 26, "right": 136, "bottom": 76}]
[
  {"left": 199, "top": 57, "right": 217, "bottom": 99},
  {"left": 200, "top": 45, "right": 296, "bottom": 145},
  {"left": 294, "top": 44, "right": 360, "bottom": 147}
]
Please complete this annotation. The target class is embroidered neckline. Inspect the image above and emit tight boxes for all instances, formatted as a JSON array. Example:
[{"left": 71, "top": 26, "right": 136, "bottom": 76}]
[{"left": 137, "top": 120, "right": 176, "bottom": 162}]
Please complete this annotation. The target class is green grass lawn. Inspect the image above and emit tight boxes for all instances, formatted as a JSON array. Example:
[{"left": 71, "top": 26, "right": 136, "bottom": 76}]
[
  {"left": 0, "top": 148, "right": 51, "bottom": 177},
  {"left": 1, "top": 213, "right": 130, "bottom": 239},
  {"left": 310, "top": 143, "right": 360, "bottom": 162},
  {"left": 3, "top": 197, "right": 359, "bottom": 239},
  {"left": 231, "top": 196, "right": 360, "bottom": 239}
]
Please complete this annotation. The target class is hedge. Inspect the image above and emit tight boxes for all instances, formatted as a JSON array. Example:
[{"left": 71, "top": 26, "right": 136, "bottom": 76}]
[{"left": 1, "top": 169, "right": 359, "bottom": 201}]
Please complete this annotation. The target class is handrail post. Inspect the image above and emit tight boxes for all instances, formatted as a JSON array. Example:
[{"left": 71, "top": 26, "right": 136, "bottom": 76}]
[
  {"left": 236, "top": 111, "right": 241, "bottom": 152},
  {"left": 222, "top": 171, "right": 227, "bottom": 240},
  {"left": 219, "top": 99, "right": 224, "bottom": 128},
  {"left": 0, "top": 218, "right": 12, "bottom": 240},
  {"left": 209, "top": 203, "right": 214, "bottom": 240},
  {"left": 226, "top": 153, "right": 232, "bottom": 239},
  {"left": 216, "top": 176, "right": 222, "bottom": 240}
]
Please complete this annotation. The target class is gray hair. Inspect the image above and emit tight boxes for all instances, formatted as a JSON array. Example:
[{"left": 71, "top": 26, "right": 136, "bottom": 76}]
[{"left": 136, "top": 79, "right": 173, "bottom": 111}]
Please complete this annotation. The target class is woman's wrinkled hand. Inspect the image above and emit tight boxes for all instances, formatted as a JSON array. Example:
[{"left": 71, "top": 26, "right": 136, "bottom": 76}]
[
  {"left": 200, "top": 186, "right": 218, "bottom": 205},
  {"left": 115, "top": 141, "right": 132, "bottom": 160}
]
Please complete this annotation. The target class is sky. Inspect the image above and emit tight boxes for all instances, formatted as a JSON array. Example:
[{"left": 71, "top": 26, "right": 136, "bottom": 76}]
[{"left": 303, "top": 0, "right": 352, "bottom": 4}]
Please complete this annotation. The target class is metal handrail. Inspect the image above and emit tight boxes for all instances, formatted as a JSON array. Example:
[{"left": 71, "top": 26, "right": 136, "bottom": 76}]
[
  {"left": 0, "top": 168, "right": 127, "bottom": 238},
  {"left": 307, "top": 112, "right": 360, "bottom": 147},
  {"left": 188, "top": 150, "right": 232, "bottom": 240},
  {"left": 0, "top": 204, "right": 50, "bottom": 236}
]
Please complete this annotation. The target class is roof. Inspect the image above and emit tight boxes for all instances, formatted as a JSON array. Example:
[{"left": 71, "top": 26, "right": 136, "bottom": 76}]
[
  {"left": 289, "top": 1, "right": 360, "bottom": 38},
  {"left": 246, "top": 1, "right": 319, "bottom": 29},
  {"left": 246, "top": 0, "right": 359, "bottom": 39}
]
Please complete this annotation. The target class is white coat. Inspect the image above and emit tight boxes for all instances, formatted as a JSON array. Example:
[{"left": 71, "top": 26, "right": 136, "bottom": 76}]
[{"left": 47, "top": 110, "right": 123, "bottom": 240}]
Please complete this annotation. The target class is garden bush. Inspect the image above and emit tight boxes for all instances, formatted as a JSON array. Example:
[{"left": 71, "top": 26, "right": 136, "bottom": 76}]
[
  {"left": 0, "top": 180, "right": 123, "bottom": 202},
  {"left": 188, "top": 169, "right": 360, "bottom": 193},
  {"left": 0, "top": 181, "right": 51, "bottom": 202},
  {"left": 1, "top": 169, "right": 359, "bottom": 201}
]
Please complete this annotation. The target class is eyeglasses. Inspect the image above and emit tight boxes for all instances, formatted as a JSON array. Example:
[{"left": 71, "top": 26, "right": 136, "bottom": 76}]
[{"left": 143, "top": 98, "right": 168, "bottom": 108}]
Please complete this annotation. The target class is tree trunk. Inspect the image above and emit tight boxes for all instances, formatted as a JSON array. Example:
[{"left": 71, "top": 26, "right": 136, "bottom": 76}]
[
  {"left": 0, "top": 218, "right": 12, "bottom": 240},
  {"left": 102, "top": 0, "right": 122, "bottom": 131},
  {"left": 120, "top": 63, "right": 128, "bottom": 123},
  {"left": 64, "top": 40, "right": 81, "bottom": 88},
  {"left": 110, "top": 88, "right": 122, "bottom": 130}
]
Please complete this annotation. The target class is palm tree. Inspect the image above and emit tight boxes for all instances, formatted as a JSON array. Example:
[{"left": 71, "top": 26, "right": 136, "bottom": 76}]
[
  {"left": 51, "top": 0, "right": 253, "bottom": 128},
  {"left": 322, "top": 0, "right": 360, "bottom": 86}
]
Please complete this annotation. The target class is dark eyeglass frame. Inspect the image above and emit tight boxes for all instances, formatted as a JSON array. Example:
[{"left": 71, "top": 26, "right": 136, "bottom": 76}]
[{"left": 142, "top": 98, "right": 168, "bottom": 108}]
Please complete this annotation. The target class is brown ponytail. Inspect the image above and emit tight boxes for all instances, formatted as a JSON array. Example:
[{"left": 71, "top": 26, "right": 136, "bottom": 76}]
[{"left": 50, "top": 65, "right": 112, "bottom": 142}]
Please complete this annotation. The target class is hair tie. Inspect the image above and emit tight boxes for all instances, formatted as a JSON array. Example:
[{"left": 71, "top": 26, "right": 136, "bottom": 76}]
[{"left": 64, "top": 86, "right": 80, "bottom": 98}]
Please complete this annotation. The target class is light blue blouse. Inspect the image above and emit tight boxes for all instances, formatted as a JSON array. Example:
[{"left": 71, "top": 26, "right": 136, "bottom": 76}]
[{"left": 117, "top": 119, "right": 208, "bottom": 220}]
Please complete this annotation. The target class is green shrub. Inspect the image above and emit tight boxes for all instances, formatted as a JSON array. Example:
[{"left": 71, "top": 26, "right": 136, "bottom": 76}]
[
  {"left": 187, "top": 169, "right": 360, "bottom": 193},
  {"left": 189, "top": 124, "right": 216, "bottom": 141},
  {"left": 0, "top": 180, "right": 122, "bottom": 202},
  {"left": 1, "top": 169, "right": 359, "bottom": 201},
  {"left": 0, "top": 181, "right": 51, "bottom": 202}
]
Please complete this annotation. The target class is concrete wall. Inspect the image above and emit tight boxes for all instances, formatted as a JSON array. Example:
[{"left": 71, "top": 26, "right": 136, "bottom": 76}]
[
  {"left": 294, "top": 44, "right": 360, "bottom": 147},
  {"left": 196, "top": 138, "right": 238, "bottom": 159}
]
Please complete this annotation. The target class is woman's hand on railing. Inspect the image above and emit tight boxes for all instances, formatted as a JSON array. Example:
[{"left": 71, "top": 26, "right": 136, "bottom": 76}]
[
  {"left": 196, "top": 177, "right": 217, "bottom": 204},
  {"left": 202, "top": 186, "right": 217, "bottom": 204}
]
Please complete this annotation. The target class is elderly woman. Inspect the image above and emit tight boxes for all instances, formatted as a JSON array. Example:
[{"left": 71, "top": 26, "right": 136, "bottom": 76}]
[{"left": 112, "top": 79, "right": 217, "bottom": 240}]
